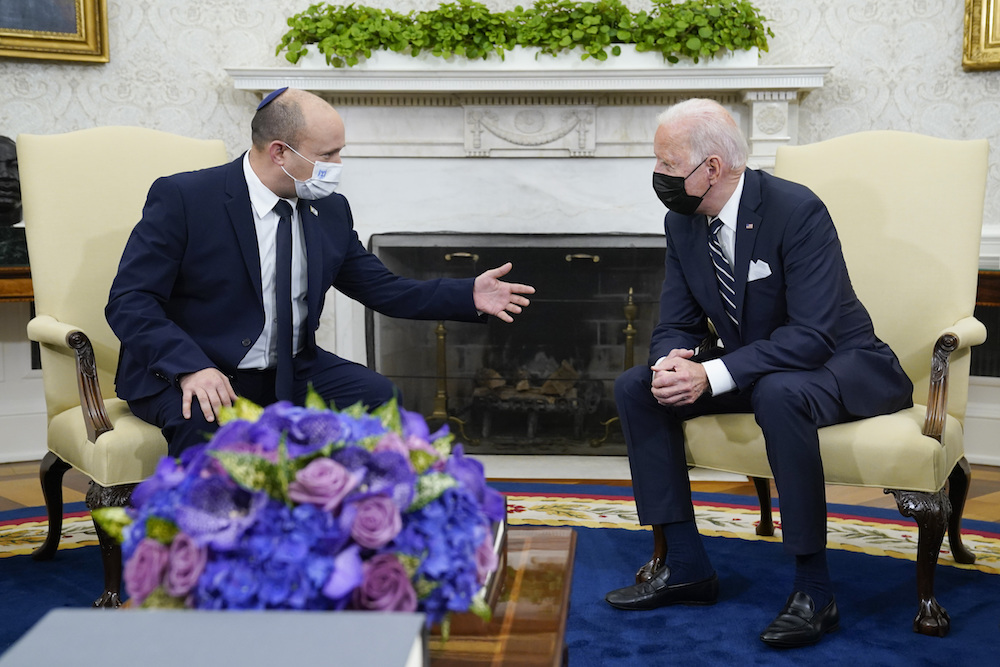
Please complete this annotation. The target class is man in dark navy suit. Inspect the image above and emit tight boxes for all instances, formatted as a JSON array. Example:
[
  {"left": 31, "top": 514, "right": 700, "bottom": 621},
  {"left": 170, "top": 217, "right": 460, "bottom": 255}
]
[
  {"left": 604, "top": 99, "right": 913, "bottom": 648},
  {"left": 107, "top": 88, "right": 534, "bottom": 457}
]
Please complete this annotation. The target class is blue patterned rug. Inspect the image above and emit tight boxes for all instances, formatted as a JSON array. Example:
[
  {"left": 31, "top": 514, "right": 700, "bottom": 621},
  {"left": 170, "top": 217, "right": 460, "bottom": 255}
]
[{"left": 3, "top": 487, "right": 998, "bottom": 663}]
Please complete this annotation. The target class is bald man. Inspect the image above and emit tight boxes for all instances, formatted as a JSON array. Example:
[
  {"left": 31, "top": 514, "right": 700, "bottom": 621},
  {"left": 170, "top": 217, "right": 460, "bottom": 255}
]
[{"left": 107, "top": 88, "right": 534, "bottom": 456}]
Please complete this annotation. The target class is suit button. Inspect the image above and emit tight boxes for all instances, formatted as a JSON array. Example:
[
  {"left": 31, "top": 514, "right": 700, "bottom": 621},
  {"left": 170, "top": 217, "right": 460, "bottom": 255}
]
[{"left": 241, "top": 338, "right": 252, "bottom": 347}]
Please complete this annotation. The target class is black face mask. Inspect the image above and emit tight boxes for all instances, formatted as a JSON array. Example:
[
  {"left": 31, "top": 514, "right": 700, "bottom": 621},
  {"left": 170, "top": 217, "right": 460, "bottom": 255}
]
[{"left": 652, "top": 158, "right": 711, "bottom": 215}]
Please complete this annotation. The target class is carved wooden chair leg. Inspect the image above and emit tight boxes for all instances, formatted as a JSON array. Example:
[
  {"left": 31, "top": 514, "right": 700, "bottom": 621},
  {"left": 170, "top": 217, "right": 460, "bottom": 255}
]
[
  {"left": 946, "top": 457, "right": 976, "bottom": 565},
  {"left": 636, "top": 524, "right": 668, "bottom": 583},
  {"left": 888, "top": 488, "right": 952, "bottom": 637},
  {"left": 751, "top": 476, "right": 775, "bottom": 536},
  {"left": 31, "top": 451, "right": 72, "bottom": 561},
  {"left": 85, "top": 481, "right": 137, "bottom": 609}
]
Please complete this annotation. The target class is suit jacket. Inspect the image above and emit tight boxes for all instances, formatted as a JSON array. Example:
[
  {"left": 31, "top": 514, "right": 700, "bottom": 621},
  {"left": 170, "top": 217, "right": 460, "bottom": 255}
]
[
  {"left": 107, "top": 156, "right": 482, "bottom": 401},
  {"left": 650, "top": 168, "right": 913, "bottom": 417}
]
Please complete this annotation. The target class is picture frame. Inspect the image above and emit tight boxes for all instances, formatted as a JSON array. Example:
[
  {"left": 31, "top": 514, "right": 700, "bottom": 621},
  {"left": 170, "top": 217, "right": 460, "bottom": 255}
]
[
  {"left": 0, "top": 0, "right": 108, "bottom": 63},
  {"left": 964, "top": 0, "right": 1000, "bottom": 71}
]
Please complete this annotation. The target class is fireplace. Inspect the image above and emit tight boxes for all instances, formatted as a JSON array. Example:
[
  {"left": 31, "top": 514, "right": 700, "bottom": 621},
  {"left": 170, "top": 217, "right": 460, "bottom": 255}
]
[
  {"left": 367, "top": 233, "right": 664, "bottom": 454},
  {"left": 227, "top": 58, "right": 833, "bottom": 454}
]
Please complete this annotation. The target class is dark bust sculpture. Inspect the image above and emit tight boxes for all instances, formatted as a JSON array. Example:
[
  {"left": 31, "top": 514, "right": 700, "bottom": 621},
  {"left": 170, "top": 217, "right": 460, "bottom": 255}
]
[
  {"left": 0, "top": 135, "right": 21, "bottom": 227},
  {"left": 0, "top": 135, "right": 27, "bottom": 266}
]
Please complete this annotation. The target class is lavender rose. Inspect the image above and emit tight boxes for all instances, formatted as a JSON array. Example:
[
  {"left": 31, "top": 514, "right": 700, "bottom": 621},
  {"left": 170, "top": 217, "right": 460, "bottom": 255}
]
[
  {"left": 349, "top": 495, "right": 402, "bottom": 549},
  {"left": 123, "top": 538, "right": 170, "bottom": 605},
  {"left": 163, "top": 532, "right": 208, "bottom": 598},
  {"left": 288, "top": 458, "right": 362, "bottom": 512},
  {"left": 353, "top": 553, "right": 417, "bottom": 612}
]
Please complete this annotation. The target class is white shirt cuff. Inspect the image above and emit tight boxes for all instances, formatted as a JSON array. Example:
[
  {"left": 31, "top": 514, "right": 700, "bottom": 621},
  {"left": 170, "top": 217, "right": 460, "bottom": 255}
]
[{"left": 702, "top": 358, "right": 737, "bottom": 396}]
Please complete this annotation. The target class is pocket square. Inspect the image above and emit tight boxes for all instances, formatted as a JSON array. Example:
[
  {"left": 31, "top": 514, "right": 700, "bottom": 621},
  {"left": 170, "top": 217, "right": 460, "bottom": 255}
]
[{"left": 748, "top": 259, "right": 771, "bottom": 282}]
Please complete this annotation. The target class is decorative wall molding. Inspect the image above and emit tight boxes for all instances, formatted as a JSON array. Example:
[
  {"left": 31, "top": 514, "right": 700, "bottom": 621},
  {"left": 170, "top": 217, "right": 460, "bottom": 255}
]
[
  {"left": 226, "top": 64, "right": 831, "bottom": 166},
  {"left": 465, "top": 106, "right": 596, "bottom": 157}
]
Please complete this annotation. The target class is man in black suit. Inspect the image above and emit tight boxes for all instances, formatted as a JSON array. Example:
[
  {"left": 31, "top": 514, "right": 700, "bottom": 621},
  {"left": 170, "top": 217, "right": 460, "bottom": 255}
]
[
  {"left": 604, "top": 99, "right": 913, "bottom": 648},
  {"left": 107, "top": 88, "right": 534, "bottom": 457}
]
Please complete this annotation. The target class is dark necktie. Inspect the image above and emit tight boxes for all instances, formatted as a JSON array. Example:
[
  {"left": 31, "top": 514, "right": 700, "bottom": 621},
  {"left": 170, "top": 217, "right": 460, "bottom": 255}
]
[
  {"left": 273, "top": 200, "right": 294, "bottom": 401},
  {"left": 708, "top": 216, "right": 739, "bottom": 329}
]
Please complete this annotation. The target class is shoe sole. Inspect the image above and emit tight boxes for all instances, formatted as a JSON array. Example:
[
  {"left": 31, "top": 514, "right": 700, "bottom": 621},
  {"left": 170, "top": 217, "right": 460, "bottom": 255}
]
[
  {"left": 760, "top": 623, "right": 840, "bottom": 648},
  {"left": 606, "top": 597, "right": 719, "bottom": 611}
]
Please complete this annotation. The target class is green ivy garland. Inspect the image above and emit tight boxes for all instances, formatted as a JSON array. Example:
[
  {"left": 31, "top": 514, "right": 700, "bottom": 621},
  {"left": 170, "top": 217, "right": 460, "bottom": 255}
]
[{"left": 277, "top": 0, "right": 774, "bottom": 68}]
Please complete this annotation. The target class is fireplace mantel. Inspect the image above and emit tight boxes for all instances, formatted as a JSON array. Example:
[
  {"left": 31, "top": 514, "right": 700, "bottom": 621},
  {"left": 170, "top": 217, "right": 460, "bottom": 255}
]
[{"left": 227, "top": 62, "right": 831, "bottom": 166}]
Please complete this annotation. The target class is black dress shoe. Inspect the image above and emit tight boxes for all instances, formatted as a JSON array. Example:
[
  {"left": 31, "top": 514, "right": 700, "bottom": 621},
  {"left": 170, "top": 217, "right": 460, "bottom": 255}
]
[
  {"left": 759, "top": 592, "right": 839, "bottom": 648},
  {"left": 605, "top": 566, "right": 718, "bottom": 610}
]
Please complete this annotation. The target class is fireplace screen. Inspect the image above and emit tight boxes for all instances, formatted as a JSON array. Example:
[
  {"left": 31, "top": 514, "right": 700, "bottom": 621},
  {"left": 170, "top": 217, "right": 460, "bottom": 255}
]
[{"left": 367, "top": 233, "right": 665, "bottom": 455}]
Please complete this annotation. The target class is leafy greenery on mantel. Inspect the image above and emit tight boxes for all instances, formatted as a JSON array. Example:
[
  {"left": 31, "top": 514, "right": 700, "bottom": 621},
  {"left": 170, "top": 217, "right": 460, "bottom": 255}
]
[{"left": 277, "top": 0, "right": 773, "bottom": 67}]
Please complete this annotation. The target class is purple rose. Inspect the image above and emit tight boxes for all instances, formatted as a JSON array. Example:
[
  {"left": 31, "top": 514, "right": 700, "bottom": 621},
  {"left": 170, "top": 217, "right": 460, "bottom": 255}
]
[
  {"left": 163, "top": 532, "right": 207, "bottom": 598},
  {"left": 353, "top": 553, "right": 417, "bottom": 612},
  {"left": 349, "top": 495, "right": 402, "bottom": 549},
  {"left": 288, "top": 458, "right": 362, "bottom": 512},
  {"left": 124, "top": 538, "right": 170, "bottom": 605}
]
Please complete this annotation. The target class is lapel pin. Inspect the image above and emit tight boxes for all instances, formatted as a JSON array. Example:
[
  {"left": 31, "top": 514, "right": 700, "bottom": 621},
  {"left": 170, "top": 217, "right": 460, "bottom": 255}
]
[
  {"left": 310, "top": 206, "right": 318, "bottom": 216},
  {"left": 745, "top": 223, "right": 754, "bottom": 229}
]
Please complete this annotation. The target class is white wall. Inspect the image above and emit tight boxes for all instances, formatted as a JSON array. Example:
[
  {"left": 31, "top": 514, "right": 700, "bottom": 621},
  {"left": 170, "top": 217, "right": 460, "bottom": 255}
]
[{"left": 1, "top": 0, "right": 998, "bottom": 463}]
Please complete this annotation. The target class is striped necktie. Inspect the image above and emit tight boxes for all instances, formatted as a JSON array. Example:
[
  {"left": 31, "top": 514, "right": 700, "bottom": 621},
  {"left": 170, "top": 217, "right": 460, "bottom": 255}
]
[{"left": 708, "top": 216, "right": 739, "bottom": 329}]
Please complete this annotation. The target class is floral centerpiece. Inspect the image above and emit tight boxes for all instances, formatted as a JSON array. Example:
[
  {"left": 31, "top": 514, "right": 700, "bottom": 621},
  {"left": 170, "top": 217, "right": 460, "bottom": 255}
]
[{"left": 95, "top": 392, "right": 507, "bottom": 633}]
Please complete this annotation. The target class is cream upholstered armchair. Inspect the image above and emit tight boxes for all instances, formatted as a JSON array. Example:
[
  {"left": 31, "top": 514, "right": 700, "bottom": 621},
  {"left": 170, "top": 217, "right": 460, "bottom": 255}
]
[
  {"left": 676, "top": 131, "right": 988, "bottom": 637},
  {"left": 18, "top": 127, "right": 228, "bottom": 607}
]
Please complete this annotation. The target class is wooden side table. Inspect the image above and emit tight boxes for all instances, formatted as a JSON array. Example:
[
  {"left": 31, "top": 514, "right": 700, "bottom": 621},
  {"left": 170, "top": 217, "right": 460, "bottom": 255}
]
[
  {"left": 978, "top": 269, "right": 1000, "bottom": 307},
  {"left": 429, "top": 526, "right": 576, "bottom": 666},
  {"left": 0, "top": 266, "right": 31, "bottom": 302}
]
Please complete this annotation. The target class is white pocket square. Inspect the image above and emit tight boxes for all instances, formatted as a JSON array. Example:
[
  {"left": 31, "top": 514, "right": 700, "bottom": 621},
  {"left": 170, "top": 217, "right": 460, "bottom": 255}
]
[{"left": 748, "top": 259, "right": 771, "bottom": 282}]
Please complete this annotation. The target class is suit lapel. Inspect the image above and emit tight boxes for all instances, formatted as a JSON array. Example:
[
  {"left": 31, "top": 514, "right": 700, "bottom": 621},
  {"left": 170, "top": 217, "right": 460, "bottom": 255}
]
[
  {"left": 225, "top": 158, "right": 264, "bottom": 308},
  {"left": 299, "top": 201, "right": 324, "bottom": 344},
  {"left": 733, "top": 170, "right": 763, "bottom": 326}
]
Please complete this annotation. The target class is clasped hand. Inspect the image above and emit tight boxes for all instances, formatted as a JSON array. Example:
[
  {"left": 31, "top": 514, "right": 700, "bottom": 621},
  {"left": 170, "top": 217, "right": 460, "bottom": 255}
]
[
  {"left": 650, "top": 349, "right": 709, "bottom": 406},
  {"left": 473, "top": 262, "right": 535, "bottom": 323}
]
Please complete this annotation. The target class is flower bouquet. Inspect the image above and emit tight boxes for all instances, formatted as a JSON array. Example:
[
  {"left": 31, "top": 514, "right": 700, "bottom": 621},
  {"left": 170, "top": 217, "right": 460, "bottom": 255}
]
[{"left": 95, "top": 392, "right": 507, "bottom": 634}]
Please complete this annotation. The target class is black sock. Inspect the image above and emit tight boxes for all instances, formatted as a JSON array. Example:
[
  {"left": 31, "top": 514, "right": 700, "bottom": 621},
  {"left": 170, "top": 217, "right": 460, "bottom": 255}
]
[
  {"left": 664, "top": 521, "right": 714, "bottom": 583},
  {"left": 793, "top": 550, "right": 832, "bottom": 609}
]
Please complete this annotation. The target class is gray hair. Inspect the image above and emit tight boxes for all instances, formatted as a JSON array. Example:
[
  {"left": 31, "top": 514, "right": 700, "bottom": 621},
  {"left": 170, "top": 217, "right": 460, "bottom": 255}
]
[{"left": 656, "top": 99, "right": 748, "bottom": 171}]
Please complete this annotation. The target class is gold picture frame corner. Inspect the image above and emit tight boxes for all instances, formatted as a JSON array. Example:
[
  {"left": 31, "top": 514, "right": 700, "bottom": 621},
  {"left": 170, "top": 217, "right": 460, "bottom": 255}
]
[
  {"left": 0, "top": 0, "right": 109, "bottom": 64},
  {"left": 964, "top": 0, "right": 1000, "bottom": 72}
]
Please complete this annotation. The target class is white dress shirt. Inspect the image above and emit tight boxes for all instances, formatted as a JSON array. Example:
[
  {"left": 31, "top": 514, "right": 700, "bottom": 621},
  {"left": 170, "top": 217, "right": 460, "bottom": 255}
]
[
  {"left": 657, "top": 171, "right": 746, "bottom": 396},
  {"left": 240, "top": 153, "right": 308, "bottom": 370}
]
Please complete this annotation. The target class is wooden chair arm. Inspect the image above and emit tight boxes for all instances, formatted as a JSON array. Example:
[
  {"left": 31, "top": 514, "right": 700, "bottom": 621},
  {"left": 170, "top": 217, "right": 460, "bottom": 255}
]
[
  {"left": 26, "top": 315, "right": 114, "bottom": 443},
  {"left": 921, "top": 316, "right": 987, "bottom": 443}
]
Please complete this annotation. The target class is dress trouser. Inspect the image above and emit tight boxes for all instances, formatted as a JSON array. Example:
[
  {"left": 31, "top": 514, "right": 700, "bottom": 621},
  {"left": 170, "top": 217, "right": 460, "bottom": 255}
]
[
  {"left": 128, "top": 347, "right": 399, "bottom": 458},
  {"left": 614, "top": 363, "right": 855, "bottom": 555}
]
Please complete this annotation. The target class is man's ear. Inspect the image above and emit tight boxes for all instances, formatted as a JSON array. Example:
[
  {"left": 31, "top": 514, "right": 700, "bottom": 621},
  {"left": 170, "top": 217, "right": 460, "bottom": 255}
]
[
  {"left": 268, "top": 141, "right": 287, "bottom": 166},
  {"left": 706, "top": 155, "right": 723, "bottom": 182}
]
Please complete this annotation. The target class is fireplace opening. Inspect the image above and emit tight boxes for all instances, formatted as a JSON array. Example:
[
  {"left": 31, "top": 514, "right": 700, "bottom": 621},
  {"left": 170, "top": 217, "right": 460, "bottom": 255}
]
[{"left": 367, "top": 233, "right": 665, "bottom": 455}]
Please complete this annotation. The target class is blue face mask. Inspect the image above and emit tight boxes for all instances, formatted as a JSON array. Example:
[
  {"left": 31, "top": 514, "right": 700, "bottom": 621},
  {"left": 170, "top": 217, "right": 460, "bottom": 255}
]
[
  {"left": 652, "top": 158, "right": 711, "bottom": 215},
  {"left": 280, "top": 143, "right": 342, "bottom": 200}
]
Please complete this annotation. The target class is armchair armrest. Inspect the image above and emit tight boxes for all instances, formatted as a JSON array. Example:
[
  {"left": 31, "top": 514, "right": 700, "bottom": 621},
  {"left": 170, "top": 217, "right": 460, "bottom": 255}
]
[
  {"left": 27, "top": 315, "right": 114, "bottom": 443},
  {"left": 922, "top": 316, "right": 987, "bottom": 443}
]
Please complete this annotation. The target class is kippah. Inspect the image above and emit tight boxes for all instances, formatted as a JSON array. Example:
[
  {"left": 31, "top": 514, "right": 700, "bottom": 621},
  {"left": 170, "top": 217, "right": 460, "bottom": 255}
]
[{"left": 257, "top": 86, "right": 288, "bottom": 111}]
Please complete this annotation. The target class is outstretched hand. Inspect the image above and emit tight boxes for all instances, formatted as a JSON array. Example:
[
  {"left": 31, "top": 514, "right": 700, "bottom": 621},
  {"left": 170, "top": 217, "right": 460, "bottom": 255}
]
[{"left": 473, "top": 262, "right": 535, "bottom": 323}]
